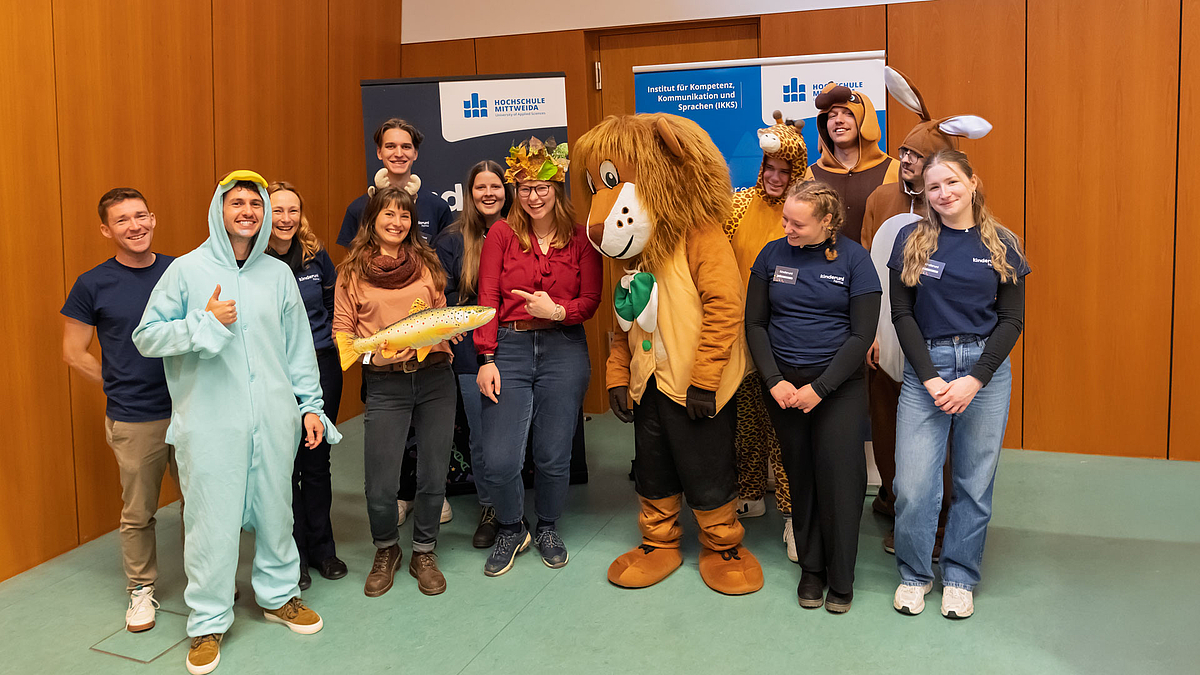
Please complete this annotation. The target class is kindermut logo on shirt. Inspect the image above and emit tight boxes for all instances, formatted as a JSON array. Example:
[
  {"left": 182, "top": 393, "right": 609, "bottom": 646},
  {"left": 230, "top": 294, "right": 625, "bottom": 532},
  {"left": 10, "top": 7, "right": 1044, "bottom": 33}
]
[
  {"left": 972, "top": 257, "right": 993, "bottom": 267},
  {"left": 820, "top": 273, "right": 846, "bottom": 285}
]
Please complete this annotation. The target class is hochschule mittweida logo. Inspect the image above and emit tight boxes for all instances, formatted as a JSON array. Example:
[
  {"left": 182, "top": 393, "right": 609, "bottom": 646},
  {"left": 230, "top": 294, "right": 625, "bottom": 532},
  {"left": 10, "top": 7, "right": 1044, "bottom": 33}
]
[
  {"left": 464, "top": 93, "right": 488, "bottom": 118},
  {"left": 783, "top": 78, "right": 805, "bottom": 103}
]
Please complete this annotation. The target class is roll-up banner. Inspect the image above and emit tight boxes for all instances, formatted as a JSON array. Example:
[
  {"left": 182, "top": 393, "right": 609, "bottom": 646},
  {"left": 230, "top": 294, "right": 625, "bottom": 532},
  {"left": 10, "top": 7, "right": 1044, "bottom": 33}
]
[
  {"left": 360, "top": 72, "right": 569, "bottom": 212},
  {"left": 633, "top": 51, "right": 886, "bottom": 189}
]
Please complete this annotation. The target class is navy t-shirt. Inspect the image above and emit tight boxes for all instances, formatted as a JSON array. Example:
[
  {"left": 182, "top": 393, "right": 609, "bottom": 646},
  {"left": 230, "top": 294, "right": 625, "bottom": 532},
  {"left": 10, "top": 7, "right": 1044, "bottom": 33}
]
[
  {"left": 295, "top": 249, "right": 338, "bottom": 351},
  {"left": 751, "top": 236, "right": 881, "bottom": 367},
  {"left": 888, "top": 223, "right": 1031, "bottom": 339},
  {"left": 61, "top": 255, "right": 174, "bottom": 422},
  {"left": 336, "top": 189, "right": 453, "bottom": 248}
]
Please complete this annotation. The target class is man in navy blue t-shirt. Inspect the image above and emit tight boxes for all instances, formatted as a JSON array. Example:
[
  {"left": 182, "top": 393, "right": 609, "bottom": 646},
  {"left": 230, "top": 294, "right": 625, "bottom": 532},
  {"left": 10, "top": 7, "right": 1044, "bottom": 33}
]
[
  {"left": 61, "top": 188, "right": 175, "bottom": 634},
  {"left": 335, "top": 118, "right": 452, "bottom": 248}
]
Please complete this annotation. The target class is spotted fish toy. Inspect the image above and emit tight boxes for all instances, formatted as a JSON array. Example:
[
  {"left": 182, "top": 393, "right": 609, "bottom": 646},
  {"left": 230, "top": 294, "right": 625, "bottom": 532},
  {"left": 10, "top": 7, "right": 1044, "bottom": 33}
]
[{"left": 334, "top": 298, "right": 496, "bottom": 370}]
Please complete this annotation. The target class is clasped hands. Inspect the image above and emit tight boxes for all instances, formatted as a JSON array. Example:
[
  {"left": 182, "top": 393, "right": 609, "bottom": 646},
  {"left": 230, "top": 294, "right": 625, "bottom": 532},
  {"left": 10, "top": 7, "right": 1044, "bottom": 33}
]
[
  {"left": 923, "top": 376, "right": 982, "bottom": 415},
  {"left": 769, "top": 380, "right": 822, "bottom": 413}
]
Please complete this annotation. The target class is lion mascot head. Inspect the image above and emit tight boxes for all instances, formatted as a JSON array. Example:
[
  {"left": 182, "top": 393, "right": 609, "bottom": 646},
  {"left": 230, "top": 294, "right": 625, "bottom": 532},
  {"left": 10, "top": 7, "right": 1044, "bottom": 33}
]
[{"left": 574, "top": 113, "right": 732, "bottom": 271}]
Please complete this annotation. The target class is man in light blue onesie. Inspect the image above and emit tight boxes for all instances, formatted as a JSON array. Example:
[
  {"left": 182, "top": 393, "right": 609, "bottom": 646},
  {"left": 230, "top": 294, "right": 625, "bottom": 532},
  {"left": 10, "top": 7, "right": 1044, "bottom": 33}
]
[{"left": 134, "top": 170, "right": 341, "bottom": 675}]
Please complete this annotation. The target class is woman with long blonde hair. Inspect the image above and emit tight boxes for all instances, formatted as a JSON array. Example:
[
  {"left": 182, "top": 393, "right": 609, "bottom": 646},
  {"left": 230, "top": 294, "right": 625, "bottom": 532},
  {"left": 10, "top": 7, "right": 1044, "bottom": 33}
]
[
  {"left": 433, "top": 160, "right": 510, "bottom": 548},
  {"left": 887, "top": 150, "right": 1029, "bottom": 620},
  {"left": 266, "top": 181, "right": 345, "bottom": 591}
]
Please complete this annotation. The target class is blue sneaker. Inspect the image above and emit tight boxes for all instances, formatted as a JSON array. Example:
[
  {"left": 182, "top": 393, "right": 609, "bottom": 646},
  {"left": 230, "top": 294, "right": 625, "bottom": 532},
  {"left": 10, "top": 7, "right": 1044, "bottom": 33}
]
[
  {"left": 484, "top": 526, "right": 531, "bottom": 577},
  {"left": 534, "top": 528, "right": 569, "bottom": 568}
]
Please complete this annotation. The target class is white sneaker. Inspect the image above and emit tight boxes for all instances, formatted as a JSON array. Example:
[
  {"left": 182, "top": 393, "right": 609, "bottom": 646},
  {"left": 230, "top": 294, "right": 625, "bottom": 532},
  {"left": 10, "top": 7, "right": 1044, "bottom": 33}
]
[
  {"left": 941, "top": 585, "right": 974, "bottom": 619},
  {"left": 440, "top": 498, "right": 453, "bottom": 524},
  {"left": 735, "top": 498, "right": 765, "bottom": 518},
  {"left": 126, "top": 584, "right": 159, "bottom": 632},
  {"left": 783, "top": 518, "right": 798, "bottom": 563},
  {"left": 893, "top": 581, "right": 932, "bottom": 615},
  {"left": 397, "top": 499, "right": 414, "bottom": 525}
]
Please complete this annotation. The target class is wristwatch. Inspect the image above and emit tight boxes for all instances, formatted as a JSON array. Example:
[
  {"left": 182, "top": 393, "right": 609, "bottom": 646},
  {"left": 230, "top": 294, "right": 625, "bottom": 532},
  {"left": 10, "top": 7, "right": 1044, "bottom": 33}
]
[
  {"left": 477, "top": 353, "right": 495, "bottom": 366},
  {"left": 552, "top": 304, "right": 566, "bottom": 322}
]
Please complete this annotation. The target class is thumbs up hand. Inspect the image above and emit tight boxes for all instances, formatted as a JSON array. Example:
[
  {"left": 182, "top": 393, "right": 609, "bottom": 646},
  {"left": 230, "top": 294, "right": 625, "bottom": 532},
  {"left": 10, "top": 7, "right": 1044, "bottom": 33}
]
[{"left": 206, "top": 284, "right": 238, "bottom": 325}]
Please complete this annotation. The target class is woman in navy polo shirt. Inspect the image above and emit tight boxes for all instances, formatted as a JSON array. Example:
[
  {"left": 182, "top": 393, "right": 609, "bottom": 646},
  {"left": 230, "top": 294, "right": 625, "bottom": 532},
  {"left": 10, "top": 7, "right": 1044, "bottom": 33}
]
[
  {"left": 746, "top": 181, "right": 881, "bottom": 614},
  {"left": 888, "top": 150, "right": 1029, "bottom": 620},
  {"left": 266, "top": 181, "right": 346, "bottom": 590}
]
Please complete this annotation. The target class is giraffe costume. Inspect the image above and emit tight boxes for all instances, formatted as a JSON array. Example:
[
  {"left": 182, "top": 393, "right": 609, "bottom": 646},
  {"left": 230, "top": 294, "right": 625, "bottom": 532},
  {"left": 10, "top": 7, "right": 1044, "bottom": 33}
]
[{"left": 725, "top": 111, "right": 807, "bottom": 518}]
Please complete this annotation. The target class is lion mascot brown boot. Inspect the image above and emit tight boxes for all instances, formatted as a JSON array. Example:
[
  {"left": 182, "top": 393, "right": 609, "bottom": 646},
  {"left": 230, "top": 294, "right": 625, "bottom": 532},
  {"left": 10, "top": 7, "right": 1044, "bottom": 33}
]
[{"left": 576, "top": 113, "right": 763, "bottom": 595}]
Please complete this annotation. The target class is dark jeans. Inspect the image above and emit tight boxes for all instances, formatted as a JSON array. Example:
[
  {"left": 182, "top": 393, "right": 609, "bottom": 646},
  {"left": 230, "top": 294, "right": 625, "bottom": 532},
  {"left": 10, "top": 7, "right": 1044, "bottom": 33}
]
[
  {"left": 764, "top": 363, "right": 868, "bottom": 595},
  {"left": 363, "top": 362, "right": 457, "bottom": 552},
  {"left": 480, "top": 325, "right": 590, "bottom": 526},
  {"left": 632, "top": 376, "right": 737, "bottom": 511},
  {"left": 292, "top": 347, "right": 343, "bottom": 565}
]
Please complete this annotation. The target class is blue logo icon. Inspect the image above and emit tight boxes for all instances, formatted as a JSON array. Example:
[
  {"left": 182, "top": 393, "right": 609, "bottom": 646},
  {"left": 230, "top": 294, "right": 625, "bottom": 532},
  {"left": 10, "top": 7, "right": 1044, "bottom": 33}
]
[
  {"left": 782, "top": 78, "right": 805, "bottom": 103},
  {"left": 464, "top": 93, "right": 488, "bottom": 118}
]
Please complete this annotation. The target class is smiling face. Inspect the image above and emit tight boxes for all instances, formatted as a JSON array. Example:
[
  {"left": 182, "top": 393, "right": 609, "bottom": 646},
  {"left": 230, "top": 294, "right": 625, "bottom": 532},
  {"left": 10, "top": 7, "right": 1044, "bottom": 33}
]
[
  {"left": 781, "top": 196, "right": 832, "bottom": 247},
  {"left": 898, "top": 146, "right": 927, "bottom": 184},
  {"left": 472, "top": 170, "right": 505, "bottom": 219},
  {"left": 516, "top": 180, "right": 556, "bottom": 223},
  {"left": 924, "top": 161, "right": 978, "bottom": 223},
  {"left": 582, "top": 158, "right": 652, "bottom": 260},
  {"left": 222, "top": 186, "right": 264, "bottom": 243},
  {"left": 826, "top": 106, "right": 859, "bottom": 149},
  {"left": 101, "top": 198, "right": 156, "bottom": 255},
  {"left": 761, "top": 157, "right": 791, "bottom": 199},
  {"left": 373, "top": 198, "right": 412, "bottom": 254},
  {"left": 376, "top": 128, "right": 418, "bottom": 178},
  {"left": 269, "top": 189, "right": 302, "bottom": 245}
]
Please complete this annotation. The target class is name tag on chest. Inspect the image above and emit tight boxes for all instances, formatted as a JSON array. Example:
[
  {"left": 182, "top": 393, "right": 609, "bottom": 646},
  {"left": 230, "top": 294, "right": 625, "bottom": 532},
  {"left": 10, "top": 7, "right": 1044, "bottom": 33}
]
[
  {"left": 921, "top": 260, "right": 946, "bottom": 279},
  {"left": 773, "top": 266, "right": 799, "bottom": 284}
]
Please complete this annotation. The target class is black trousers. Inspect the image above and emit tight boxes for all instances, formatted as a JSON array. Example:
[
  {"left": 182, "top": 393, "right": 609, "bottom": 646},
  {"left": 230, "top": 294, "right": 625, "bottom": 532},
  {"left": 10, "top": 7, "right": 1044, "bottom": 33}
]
[
  {"left": 632, "top": 377, "right": 737, "bottom": 511},
  {"left": 293, "top": 347, "right": 344, "bottom": 565},
  {"left": 763, "top": 363, "right": 867, "bottom": 594}
]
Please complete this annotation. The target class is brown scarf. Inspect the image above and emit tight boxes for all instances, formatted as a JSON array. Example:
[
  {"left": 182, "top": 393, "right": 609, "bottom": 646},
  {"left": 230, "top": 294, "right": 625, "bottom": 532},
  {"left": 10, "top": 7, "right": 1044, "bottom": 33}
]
[{"left": 366, "top": 250, "right": 421, "bottom": 289}]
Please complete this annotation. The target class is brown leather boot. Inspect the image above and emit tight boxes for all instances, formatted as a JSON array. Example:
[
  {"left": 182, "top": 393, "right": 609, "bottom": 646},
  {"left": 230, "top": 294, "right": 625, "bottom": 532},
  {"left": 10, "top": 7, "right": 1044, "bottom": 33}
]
[
  {"left": 608, "top": 495, "right": 684, "bottom": 588},
  {"left": 364, "top": 544, "right": 402, "bottom": 597},
  {"left": 694, "top": 500, "right": 764, "bottom": 595},
  {"left": 409, "top": 551, "right": 447, "bottom": 595}
]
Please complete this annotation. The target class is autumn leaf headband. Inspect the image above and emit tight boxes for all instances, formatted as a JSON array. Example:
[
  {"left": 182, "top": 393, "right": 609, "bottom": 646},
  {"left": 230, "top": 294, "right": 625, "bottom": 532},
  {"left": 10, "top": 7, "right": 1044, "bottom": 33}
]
[{"left": 504, "top": 136, "right": 569, "bottom": 184}]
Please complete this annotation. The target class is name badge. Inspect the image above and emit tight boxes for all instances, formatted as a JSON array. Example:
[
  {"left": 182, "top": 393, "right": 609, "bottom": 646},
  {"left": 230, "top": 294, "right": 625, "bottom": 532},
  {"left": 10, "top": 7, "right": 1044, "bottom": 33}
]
[
  {"left": 773, "top": 265, "right": 798, "bottom": 284},
  {"left": 921, "top": 260, "right": 945, "bottom": 279}
]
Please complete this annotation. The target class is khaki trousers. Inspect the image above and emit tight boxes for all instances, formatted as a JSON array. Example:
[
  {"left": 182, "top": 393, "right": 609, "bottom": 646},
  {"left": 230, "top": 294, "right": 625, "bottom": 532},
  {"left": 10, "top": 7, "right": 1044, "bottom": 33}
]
[{"left": 104, "top": 416, "right": 180, "bottom": 590}]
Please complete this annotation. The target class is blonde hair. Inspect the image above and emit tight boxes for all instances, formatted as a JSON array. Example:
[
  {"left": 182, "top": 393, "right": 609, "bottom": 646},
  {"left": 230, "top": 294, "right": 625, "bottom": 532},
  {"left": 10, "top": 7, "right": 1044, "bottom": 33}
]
[
  {"left": 900, "top": 150, "right": 1026, "bottom": 286},
  {"left": 507, "top": 181, "right": 576, "bottom": 252},
  {"left": 337, "top": 187, "right": 445, "bottom": 292},
  {"left": 267, "top": 181, "right": 321, "bottom": 265},
  {"left": 787, "top": 181, "right": 845, "bottom": 262}
]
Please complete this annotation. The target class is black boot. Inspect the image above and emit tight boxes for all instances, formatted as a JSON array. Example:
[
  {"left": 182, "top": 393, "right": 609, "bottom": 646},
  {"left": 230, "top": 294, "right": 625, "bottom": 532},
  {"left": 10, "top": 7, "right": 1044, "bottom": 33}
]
[
  {"left": 473, "top": 506, "right": 499, "bottom": 548},
  {"left": 797, "top": 570, "right": 826, "bottom": 609}
]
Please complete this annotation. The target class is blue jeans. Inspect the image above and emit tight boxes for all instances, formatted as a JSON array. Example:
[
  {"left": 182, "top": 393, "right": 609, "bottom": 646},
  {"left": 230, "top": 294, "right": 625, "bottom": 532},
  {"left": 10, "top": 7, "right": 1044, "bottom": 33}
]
[
  {"left": 480, "top": 325, "right": 591, "bottom": 526},
  {"left": 458, "top": 372, "right": 491, "bottom": 506},
  {"left": 894, "top": 337, "right": 1012, "bottom": 591}
]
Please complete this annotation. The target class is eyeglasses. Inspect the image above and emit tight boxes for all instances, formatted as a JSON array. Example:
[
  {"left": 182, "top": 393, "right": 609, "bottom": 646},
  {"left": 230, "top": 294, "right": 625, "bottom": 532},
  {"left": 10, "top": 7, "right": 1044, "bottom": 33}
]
[
  {"left": 517, "top": 184, "right": 552, "bottom": 198},
  {"left": 898, "top": 148, "right": 923, "bottom": 162}
]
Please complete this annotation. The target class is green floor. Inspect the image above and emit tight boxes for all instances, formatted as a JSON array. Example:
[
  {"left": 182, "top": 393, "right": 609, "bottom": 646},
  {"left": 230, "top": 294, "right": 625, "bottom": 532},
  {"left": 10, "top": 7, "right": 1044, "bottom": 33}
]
[{"left": 4, "top": 413, "right": 1199, "bottom": 674}]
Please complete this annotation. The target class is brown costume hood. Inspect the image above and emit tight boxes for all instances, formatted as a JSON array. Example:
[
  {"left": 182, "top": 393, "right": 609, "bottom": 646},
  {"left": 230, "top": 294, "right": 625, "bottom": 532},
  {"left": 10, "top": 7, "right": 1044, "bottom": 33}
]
[{"left": 812, "top": 84, "right": 889, "bottom": 174}]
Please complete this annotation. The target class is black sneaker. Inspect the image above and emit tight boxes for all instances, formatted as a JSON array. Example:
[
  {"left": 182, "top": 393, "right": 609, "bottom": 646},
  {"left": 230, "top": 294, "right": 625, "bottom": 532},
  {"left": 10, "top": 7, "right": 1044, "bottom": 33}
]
[
  {"left": 534, "top": 528, "right": 569, "bottom": 569},
  {"left": 826, "top": 588, "right": 853, "bottom": 614},
  {"left": 473, "top": 506, "right": 499, "bottom": 549},
  {"left": 484, "top": 526, "right": 531, "bottom": 577},
  {"left": 797, "top": 570, "right": 825, "bottom": 609}
]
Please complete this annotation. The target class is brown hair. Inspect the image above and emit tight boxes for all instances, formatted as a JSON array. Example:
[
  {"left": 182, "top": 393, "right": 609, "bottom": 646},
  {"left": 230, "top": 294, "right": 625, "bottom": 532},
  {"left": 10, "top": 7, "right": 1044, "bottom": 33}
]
[
  {"left": 337, "top": 186, "right": 445, "bottom": 292},
  {"left": 97, "top": 187, "right": 148, "bottom": 223},
  {"left": 445, "top": 160, "right": 509, "bottom": 302},
  {"left": 900, "top": 149, "right": 1026, "bottom": 286},
  {"left": 787, "top": 181, "right": 845, "bottom": 261},
  {"left": 507, "top": 181, "right": 577, "bottom": 252},
  {"left": 267, "top": 181, "right": 322, "bottom": 265},
  {"left": 373, "top": 118, "right": 424, "bottom": 149}
]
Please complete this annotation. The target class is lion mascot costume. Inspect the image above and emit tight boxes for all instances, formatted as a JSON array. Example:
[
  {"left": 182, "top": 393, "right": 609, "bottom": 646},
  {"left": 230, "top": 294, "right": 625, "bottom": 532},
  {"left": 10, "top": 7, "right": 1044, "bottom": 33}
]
[{"left": 575, "top": 113, "right": 763, "bottom": 595}]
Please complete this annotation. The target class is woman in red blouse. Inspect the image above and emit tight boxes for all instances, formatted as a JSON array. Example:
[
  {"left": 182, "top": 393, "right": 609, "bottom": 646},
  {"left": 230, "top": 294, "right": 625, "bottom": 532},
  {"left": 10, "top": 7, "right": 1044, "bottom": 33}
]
[{"left": 474, "top": 138, "right": 602, "bottom": 576}]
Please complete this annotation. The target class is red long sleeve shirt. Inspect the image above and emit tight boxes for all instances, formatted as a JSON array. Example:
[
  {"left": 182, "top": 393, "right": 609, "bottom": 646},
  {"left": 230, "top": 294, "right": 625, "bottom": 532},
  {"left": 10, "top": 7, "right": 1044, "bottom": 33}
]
[{"left": 474, "top": 220, "right": 603, "bottom": 354}]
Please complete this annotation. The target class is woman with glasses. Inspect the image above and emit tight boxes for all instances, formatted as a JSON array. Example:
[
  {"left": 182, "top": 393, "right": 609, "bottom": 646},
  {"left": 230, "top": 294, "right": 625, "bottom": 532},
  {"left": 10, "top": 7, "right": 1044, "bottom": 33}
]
[{"left": 474, "top": 138, "right": 602, "bottom": 576}]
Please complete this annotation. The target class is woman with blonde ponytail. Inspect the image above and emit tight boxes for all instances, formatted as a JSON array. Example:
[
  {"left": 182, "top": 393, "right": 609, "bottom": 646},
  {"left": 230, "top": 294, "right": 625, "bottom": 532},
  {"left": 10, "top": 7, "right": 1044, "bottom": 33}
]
[
  {"left": 888, "top": 150, "right": 1029, "bottom": 620},
  {"left": 745, "top": 181, "right": 881, "bottom": 613}
]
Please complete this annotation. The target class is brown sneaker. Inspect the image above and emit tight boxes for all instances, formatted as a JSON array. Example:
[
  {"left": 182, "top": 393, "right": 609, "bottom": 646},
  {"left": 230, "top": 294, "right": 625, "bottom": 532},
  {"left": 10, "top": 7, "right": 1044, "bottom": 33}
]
[
  {"left": 409, "top": 551, "right": 447, "bottom": 595},
  {"left": 186, "top": 633, "right": 222, "bottom": 675},
  {"left": 263, "top": 597, "right": 323, "bottom": 634},
  {"left": 364, "top": 544, "right": 402, "bottom": 597}
]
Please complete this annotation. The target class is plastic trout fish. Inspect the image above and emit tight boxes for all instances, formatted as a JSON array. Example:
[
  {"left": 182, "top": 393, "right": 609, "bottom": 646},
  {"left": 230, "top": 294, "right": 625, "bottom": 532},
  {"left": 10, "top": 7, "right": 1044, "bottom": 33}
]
[{"left": 334, "top": 298, "right": 496, "bottom": 370}]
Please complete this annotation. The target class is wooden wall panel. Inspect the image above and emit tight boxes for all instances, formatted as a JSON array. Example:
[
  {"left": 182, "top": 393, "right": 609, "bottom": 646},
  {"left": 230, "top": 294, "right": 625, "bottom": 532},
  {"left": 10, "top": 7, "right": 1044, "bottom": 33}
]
[
  {"left": 1025, "top": 0, "right": 1179, "bottom": 457},
  {"left": 401, "top": 39, "right": 477, "bottom": 78},
  {"left": 761, "top": 5, "right": 886, "bottom": 56},
  {"left": 329, "top": 0, "right": 402, "bottom": 420},
  {"left": 52, "top": 0, "right": 214, "bottom": 542},
  {"left": 887, "top": 0, "right": 1026, "bottom": 448},
  {"left": 1171, "top": 0, "right": 1200, "bottom": 461},
  {"left": 0, "top": 0, "right": 78, "bottom": 581}
]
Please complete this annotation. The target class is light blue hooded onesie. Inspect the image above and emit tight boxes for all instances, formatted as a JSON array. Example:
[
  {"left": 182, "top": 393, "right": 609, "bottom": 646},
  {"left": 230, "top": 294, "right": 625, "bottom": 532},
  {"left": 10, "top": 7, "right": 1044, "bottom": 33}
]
[{"left": 134, "top": 172, "right": 341, "bottom": 636}]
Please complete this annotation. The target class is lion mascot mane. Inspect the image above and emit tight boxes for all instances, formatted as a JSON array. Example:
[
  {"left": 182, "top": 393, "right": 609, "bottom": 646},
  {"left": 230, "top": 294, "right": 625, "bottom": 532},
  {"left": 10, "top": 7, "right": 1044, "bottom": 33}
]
[{"left": 575, "top": 113, "right": 762, "bottom": 595}]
